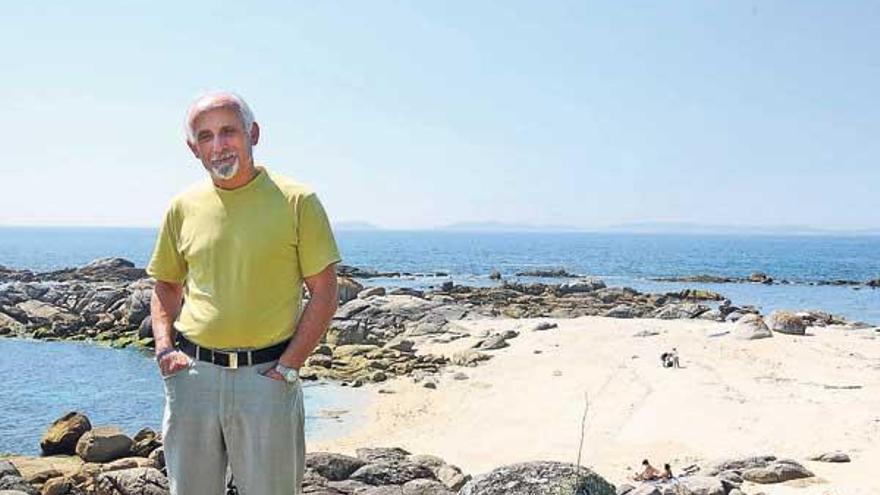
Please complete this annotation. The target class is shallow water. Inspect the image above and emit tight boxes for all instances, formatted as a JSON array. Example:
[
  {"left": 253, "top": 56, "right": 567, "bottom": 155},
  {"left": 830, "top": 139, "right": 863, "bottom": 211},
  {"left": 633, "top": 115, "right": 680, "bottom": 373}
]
[{"left": 0, "top": 338, "right": 371, "bottom": 456}]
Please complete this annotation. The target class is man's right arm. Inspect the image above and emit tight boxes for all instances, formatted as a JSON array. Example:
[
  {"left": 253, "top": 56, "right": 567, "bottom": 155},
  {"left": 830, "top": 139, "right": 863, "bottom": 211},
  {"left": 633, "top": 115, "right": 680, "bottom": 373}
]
[{"left": 151, "top": 280, "right": 189, "bottom": 376}]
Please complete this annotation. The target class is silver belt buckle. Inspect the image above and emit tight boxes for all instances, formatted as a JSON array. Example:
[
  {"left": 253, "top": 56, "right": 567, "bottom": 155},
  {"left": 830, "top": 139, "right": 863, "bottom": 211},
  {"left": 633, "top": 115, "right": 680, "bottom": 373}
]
[{"left": 227, "top": 352, "right": 238, "bottom": 369}]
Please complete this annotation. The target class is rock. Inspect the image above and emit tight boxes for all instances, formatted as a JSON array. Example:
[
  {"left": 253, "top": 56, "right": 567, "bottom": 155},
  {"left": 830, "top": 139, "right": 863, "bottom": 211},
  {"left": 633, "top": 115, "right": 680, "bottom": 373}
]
[
  {"left": 102, "top": 457, "right": 156, "bottom": 472},
  {"left": 306, "top": 453, "right": 366, "bottom": 481},
  {"left": 0, "top": 460, "right": 21, "bottom": 480},
  {"left": 457, "top": 461, "right": 615, "bottom": 495},
  {"left": 147, "top": 447, "right": 164, "bottom": 469},
  {"left": 130, "top": 428, "right": 161, "bottom": 458},
  {"left": 677, "top": 475, "right": 725, "bottom": 495},
  {"left": 355, "top": 448, "right": 411, "bottom": 464},
  {"left": 515, "top": 269, "right": 577, "bottom": 278},
  {"left": 358, "top": 287, "right": 386, "bottom": 298},
  {"left": 604, "top": 305, "right": 636, "bottom": 318},
  {"left": 530, "top": 321, "right": 558, "bottom": 331},
  {"left": 749, "top": 272, "right": 773, "bottom": 284},
  {"left": 615, "top": 483, "right": 635, "bottom": 495},
  {"left": 337, "top": 277, "right": 364, "bottom": 304},
  {"left": 430, "top": 465, "right": 469, "bottom": 491},
  {"left": 451, "top": 350, "right": 490, "bottom": 367},
  {"left": 557, "top": 278, "right": 606, "bottom": 295},
  {"left": 673, "top": 289, "right": 724, "bottom": 301},
  {"left": 653, "top": 303, "right": 709, "bottom": 319},
  {"left": 808, "top": 451, "right": 850, "bottom": 463},
  {"left": 475, "top": 334, "right": 509, "bottom": 351},
  {"left": 41, "top": 412, "right": 92, "bottom": 456},
  {"left": 0, "top": 311, "right": 24, "bottom": 335},
  {"left": 40, "top": 476, "right": 71, "bottom": 495},
  {"left": 867, "top": 278, "right": 880, "bottom": 287},
  {"left": 732, "top": 314, "right": 773, "bottom": 340},
  {"left": 702, "top": 455, "right": 777, "bottom": 476},
  {"left": 632, "top": 330, "right": 660, "bottom": 338},
  {"left": 73, "top": 258, "right": 145, "bottom": 282},
  {"left": 489, "top": 270, "right": 501, "bottom": 281},
  {"left": 625, "top": 486, "right": 660, "bottom": 495},
  {"left": 24, "top": 468, "right": 62, "bottom": 484},
  {"left": 349, "top": 461, "right": 435, "bottom": 486},
  {"left": 767, "top": 311, "right": 806, "bottom": 335},
  {"left": 75, "top": 427, "right": 133, "bottom": 463},
  {"left": 385, "top": 339, "right": 415, "bottom": 353},
  {"left": 0, "top": 476, "right": 39, "bottom": 495},
  {"left": 93, "top": 467, "right": 168, "bottom": 495},
  {"left": 401, "top": 478, "right": 455, "bottom": 494},
  {"left": 742, "top": 459, "right": 813, "bottom": 484},
  {"left": 389, "top": 288, "right": 425, "bottom": 298}
]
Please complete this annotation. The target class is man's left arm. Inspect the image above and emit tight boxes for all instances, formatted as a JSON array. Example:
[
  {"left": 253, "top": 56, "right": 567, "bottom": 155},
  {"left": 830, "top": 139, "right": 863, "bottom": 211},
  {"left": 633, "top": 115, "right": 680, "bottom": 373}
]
[{"left": 273, "top": 263, "right": 339, "bottom": 374}]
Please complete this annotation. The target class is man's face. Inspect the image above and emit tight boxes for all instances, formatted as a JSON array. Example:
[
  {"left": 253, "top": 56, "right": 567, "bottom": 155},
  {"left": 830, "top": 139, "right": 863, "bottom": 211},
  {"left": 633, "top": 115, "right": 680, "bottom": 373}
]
[{"left": 188, "top": 106, "right": 258, "bottom": 183}]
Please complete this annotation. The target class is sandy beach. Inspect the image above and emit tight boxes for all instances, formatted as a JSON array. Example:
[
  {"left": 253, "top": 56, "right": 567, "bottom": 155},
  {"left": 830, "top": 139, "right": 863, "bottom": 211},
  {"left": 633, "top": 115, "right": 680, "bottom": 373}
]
[{"left": 311, "top": 316, "right": 880, "bottom": 494}]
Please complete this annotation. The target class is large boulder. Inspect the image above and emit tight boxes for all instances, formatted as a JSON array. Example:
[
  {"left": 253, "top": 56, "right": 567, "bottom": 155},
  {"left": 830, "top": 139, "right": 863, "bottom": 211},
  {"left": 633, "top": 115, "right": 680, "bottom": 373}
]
[
  {"left": 349, "top": 462, "right": 435, "bottom": 486},
  {"left": 702, "top": 455, "right": 776, "bottom": 476},
  {"left": 41, "top": 412, "right": 92, "bottom": 456},
  {"left": 731, "top": 314, "right": 772, "bottom": 340},
  {"left": 741, "top": 459, "right": 813, "bottom": 484},
  {"left": 337, "top": 277, "right": 364, "bottom": 304},
  {"left": 458, "top": 461, "right": 615, "bottom": 495},
  {"left": 306, "top": 453, "right": 366, "bottom": 481},
  {"left": 93, "top": 467, "right": 168, "bottom": 495},
  {"left": 676, "top": 476, "right": 725, "bottom": 495},
  {"left": 767, "top": 311, "right": 806, "bottom": 335},
  {"left": 126, "top": 280, "right": 154, "bottom": 328},
  {"left": 75, "top": 427, "right": 133, "bottom": 463}
]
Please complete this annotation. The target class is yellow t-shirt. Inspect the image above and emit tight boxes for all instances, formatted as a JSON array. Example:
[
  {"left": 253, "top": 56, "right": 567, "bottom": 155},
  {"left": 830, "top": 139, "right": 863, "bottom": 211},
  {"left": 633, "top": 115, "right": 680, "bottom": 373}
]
[{"left": 146, "top": 166, "right": 341, "bottom": 349}]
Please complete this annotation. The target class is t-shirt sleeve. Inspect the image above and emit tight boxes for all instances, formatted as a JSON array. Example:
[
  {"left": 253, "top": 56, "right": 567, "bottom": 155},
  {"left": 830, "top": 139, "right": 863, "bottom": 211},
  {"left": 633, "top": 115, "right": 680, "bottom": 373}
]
[
  {"left": 146, "top": 203, "right": 188, "bottom": 284},
  {"left": 297, "top": 192, "right": 342, "bottom": 278}
]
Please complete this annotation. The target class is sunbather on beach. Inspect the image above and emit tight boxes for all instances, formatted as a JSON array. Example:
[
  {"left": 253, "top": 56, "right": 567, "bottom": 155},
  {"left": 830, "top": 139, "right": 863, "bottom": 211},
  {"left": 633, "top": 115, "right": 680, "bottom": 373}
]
[{"left": 633, "top": 459, "right": 661, "bottom": 481}]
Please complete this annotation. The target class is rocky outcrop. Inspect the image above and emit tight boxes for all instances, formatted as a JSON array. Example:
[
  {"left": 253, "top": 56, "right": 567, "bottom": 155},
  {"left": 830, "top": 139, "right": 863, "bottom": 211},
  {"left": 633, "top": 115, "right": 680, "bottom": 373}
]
[
  {"left": 458, "top": 461, "right": 615, "bottom": 495},
  {"left": 514, "top": 269, "right": 578, "bottom": 278}
]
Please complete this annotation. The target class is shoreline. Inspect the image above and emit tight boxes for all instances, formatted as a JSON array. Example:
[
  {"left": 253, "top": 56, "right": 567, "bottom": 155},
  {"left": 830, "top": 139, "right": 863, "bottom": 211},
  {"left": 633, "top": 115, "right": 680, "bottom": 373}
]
[{"left": 310, "top": 316, "right": 880, "bottom": 494}]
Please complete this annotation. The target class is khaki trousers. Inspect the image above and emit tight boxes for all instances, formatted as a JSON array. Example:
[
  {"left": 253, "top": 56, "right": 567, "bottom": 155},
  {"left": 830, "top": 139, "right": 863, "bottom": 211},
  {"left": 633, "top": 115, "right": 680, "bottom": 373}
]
[{"left": 162, "top": 357, "right": 305, "bottom": 495}]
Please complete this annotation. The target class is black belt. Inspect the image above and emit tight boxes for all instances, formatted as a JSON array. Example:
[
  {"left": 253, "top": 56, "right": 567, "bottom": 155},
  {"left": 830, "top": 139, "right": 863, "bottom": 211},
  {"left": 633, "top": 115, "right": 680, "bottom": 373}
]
[{"left": 177, "top": 335, "right": 289, "bottom": 369}]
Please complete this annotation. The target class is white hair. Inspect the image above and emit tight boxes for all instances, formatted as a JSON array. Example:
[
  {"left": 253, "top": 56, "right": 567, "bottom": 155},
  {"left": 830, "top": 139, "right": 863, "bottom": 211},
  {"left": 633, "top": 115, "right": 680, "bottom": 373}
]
[{"left": 185, "top": 91, "right": 255, "bottom": 142}]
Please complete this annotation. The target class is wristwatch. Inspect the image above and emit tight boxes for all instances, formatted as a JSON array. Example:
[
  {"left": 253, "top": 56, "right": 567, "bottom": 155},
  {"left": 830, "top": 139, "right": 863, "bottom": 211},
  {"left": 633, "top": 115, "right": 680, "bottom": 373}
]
[{"left": 274, "top": 363, "right": 299, "bottom": 383}]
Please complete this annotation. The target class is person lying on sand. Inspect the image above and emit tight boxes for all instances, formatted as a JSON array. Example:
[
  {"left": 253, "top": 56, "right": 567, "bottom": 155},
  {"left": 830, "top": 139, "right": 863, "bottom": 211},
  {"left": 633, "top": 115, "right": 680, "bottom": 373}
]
[
  {"left": 660, "top": 348, "right": 681, "bottom": 368},
  {"left": 632, "top": 459, "right": 661, "bottom": 481}
]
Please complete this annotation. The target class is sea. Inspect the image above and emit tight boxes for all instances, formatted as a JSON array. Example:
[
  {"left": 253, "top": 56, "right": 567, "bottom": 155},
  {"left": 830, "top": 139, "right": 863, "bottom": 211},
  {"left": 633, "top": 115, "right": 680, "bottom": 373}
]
[{"left": 1, "top": 227, "right": 879, "bottom": 455}]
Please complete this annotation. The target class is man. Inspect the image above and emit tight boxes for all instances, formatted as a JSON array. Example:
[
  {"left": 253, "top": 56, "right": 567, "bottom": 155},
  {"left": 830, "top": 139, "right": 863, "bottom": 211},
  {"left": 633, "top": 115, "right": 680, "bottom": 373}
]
[{"left": 148, "top": 91, "right": 340, "bottom": 495}]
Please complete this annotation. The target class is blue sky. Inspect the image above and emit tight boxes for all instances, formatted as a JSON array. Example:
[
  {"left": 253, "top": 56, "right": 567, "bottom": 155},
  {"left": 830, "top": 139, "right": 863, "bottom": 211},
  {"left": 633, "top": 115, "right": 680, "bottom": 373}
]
[{"left": 1, "top": 1, "right": 878, "bottom": 229}]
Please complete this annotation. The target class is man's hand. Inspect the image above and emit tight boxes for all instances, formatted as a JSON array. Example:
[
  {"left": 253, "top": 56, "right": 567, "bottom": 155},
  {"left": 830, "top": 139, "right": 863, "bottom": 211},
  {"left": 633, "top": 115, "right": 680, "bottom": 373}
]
[
  {"left": 260, "top": 367, "right": 285, "bottom": 381},
  {"left": 158, "top": 349, "right": 192, "bottom": 377}
]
